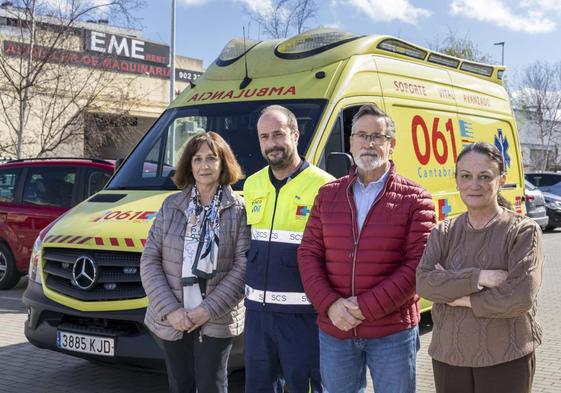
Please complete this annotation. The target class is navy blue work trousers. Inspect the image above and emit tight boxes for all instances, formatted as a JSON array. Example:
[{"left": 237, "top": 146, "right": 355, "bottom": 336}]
[{"left": 244, "top": 309, "right": 323, "bottom": 393}]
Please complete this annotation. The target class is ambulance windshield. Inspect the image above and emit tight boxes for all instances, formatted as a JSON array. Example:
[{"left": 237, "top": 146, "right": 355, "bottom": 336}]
[{"left": 107, "top": 99, "right": 327, "bottom": 191}]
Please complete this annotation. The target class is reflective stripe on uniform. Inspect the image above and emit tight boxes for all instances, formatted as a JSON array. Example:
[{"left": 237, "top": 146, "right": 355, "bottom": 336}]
[
  {"left": 245, "top": 285, "right": 311, "bottom": 305},
  {"left": 250, "top": 228, "right": 304, "bottom": 244}
]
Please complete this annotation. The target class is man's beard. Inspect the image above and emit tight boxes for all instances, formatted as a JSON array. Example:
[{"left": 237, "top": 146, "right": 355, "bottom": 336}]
[
  {"left": 354, "top": 150, "right": 386, "bottom": 171},
  {"left": 264, "top": 146, "right": 294, "bottom": 169}
]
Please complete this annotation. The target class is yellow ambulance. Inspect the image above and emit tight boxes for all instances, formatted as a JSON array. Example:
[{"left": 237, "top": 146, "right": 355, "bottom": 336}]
[{"left": 23, "top": 28, "right": 524, "bottom": 367}]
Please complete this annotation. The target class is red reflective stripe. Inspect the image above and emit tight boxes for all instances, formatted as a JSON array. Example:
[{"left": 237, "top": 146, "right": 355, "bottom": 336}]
[
  {"left": 59, "top": 235, "right": 72, "bottom": 243},
  {"left": 95, "top": 237, "right": 104, "bottom": 246},
  {"left": 141, "top": 239, "right": 146, "bottom": 247},
  {"left": 50, "top": 235, "right": 62, "bottom": 242},
  {"left": 44, "top": 235, "right": 54, "bottom": 242},
  {"left": 124, "top": 238, "right": 134, "bottom": 247},
  {"left": 68, "top": 236, "right": 82, "bottom": 244},
  {"left": 78, "top": 237, "right": 92, "bottom": 244},
  {"left": 110, "top": 237, "right": 119, "bottom": 246}
]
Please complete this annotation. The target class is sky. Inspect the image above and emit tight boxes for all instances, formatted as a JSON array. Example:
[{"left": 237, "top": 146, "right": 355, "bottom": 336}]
[{"left": 133, "top": 0, "right": 561, "bottom": 85}]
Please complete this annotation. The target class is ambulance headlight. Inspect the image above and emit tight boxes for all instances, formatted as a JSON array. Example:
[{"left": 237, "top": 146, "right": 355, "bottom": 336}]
[
  {"left": 275, "top": 28, "right": 362, "bottom": 59},
  {"left": 216, "top": 38, "right": 261, "bottom": 66},
  {"left": 28, "top": 236, "right": 43, "bottom": 284}
]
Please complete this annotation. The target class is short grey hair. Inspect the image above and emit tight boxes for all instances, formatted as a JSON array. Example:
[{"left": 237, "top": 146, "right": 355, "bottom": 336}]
[
  {"left": 258, "top": 105, "right": 299, "bottom": 133},
  {"left": 351, "top": 104, "right": 396, "bottom": 138}
]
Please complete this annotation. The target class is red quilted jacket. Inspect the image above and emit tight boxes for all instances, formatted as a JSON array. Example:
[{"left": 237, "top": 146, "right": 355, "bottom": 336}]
[{"left": 298, "top": 163, "right": 436, "bottom": 339}]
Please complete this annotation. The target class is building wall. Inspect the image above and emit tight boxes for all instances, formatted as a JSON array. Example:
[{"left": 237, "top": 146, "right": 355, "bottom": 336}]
[{"left": 515, "top": 109, "right": 560, "bottom": 171}]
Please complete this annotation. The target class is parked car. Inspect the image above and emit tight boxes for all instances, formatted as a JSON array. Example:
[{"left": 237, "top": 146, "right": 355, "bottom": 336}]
[
  {"left": 525, "top": 172, "right": 561, "bottom": 197},
  {"left": 0, "top": 158, "right": 114, "bottom": 289},
  {"left": 524, "top": 180, "right": 549, "bottom": 230},
  {"left": 543, "top": 192, "right": 561, "bottom": 230}
]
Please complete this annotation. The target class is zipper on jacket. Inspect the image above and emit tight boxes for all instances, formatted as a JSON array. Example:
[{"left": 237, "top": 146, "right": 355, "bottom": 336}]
[
  {"left": 346, "top": 173, "right": 391, "bottom": 336},
  {"left": 262, "top": 188, "right": 280, "bottom": 308}
]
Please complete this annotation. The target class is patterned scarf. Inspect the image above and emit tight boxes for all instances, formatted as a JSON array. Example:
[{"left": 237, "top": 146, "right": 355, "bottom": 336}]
[{"left": 182, "top": 185, "right": 222, "bottom": 310}]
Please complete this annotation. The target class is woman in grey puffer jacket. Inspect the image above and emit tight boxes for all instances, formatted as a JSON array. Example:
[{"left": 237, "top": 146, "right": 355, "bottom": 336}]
[{"left": 140, "top": 132, "right": 250, "bottom": 393}]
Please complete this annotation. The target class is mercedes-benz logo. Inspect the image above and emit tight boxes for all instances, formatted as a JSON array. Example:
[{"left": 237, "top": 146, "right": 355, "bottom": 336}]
[{"left": 72, "top": 256, "right": 98, "bottom": 290}]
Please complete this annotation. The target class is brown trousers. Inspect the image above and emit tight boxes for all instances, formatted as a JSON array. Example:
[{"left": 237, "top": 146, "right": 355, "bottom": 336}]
[{"left": 432, "top": 352, "right": 535, "bottom": 393}]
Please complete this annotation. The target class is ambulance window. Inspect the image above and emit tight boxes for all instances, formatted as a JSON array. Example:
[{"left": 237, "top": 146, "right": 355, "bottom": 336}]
[
  {"left": 107, "top": 100, "right": 327, "bottom": 191},
  {"left": 341, "top": 106, "right": 360, "bottom": 154},
  {"left": 319, "top": 105, "right": 364, "bottom": 171},
  {"left": 318, "top": 116, "right": 343, "bottom": 170},
  {"left": 141, "top": 137, "right": 164, "bottom": 179},
  {"left": 163, "top": 117, "right": 206, "bottom": 168}
]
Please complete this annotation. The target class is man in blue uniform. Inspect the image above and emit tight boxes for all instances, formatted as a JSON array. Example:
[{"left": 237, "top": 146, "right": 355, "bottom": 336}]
[{"left": 243, "top": 105, "right": 333, "bottom": 393}]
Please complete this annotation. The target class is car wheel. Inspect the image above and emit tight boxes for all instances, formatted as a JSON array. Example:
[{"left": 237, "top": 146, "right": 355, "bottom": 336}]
[{"left": 0, "top": 243, "right": 21, "bottom": 290}]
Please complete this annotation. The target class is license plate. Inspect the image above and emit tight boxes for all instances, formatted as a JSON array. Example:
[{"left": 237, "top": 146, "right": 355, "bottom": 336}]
[{"left": 56, "top": 330, "right": 115, "bottom": 357}]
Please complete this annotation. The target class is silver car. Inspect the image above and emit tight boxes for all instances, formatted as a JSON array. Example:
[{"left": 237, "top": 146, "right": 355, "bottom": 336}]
[{"left": 525, "top": 180, "right": 549, "bottom": 230}]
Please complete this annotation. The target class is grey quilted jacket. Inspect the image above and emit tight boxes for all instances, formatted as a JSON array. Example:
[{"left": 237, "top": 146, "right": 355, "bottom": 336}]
[{"left": 140, "top": 185, "right": 250, "bottom": 341}]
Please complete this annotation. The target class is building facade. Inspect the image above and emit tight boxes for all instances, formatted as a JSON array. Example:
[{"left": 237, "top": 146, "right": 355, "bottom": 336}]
[
  {"left": 0, "top": 3, "right": 203, "bottom": 160},
  {"left": 515, "top": 108, "right": 560, "bottom": 171}
]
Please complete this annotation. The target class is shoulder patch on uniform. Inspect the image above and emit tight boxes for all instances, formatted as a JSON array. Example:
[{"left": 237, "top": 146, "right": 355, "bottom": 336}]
[{"left": 250, "top": 198, "right": 264, "bottom": 213}]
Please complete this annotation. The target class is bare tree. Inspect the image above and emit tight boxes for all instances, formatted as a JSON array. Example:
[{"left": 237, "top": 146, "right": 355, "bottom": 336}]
[
  {"left": 430, "top": 29, "right": 492, "bottom": 63},
  {"left": 245, "top": 0, "right": 318, "bottom": 39},
  {"left": 515, "top": 62, "right": 561, "bottom": 171},
  {"left": 0, "top": 0, "right": 143, "bottom": 159}
]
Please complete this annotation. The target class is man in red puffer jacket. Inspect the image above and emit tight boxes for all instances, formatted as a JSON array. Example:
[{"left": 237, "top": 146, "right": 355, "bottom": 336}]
[{"left": 298, "top": 104, "right": 436, "bottom": 393}]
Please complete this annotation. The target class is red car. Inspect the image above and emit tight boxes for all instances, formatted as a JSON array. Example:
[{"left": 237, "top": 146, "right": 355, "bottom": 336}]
[{"left": 0, "top": 158, "right": 114, "bottom": 289}]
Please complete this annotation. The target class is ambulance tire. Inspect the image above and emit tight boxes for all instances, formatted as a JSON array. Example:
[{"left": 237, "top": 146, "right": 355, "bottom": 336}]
[{"left": 0, "top": 243, "right": 20, "bottom": 290}]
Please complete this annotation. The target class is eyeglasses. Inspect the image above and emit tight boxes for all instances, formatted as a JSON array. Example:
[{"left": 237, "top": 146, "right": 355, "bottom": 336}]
[{"left": 351, "top": 132, "right": 392, "bottom": 145}]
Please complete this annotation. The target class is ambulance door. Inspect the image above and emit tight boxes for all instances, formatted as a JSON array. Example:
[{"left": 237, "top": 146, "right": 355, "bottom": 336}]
[{"left": 374, "top": 56, "right": 462, "bottom": 221}]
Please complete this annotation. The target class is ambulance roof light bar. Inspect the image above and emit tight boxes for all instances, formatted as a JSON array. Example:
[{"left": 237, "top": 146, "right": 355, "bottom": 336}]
[
  {"left": 377, "top": 37, "right": 500, "bottom": 81},
  {"left": 460, "top": 61, "right": 494, "bottom": 77},
  {"left": 377, "top": 38, "right": 427, "bottom": 60},
  {"left": 427, "top": 53, "right": 460, "bottom": 69},
  {"left": 275, "top": 28, "right": 363, "bottom": 59},
  {"left": 216, "top": 38, "right": 261, "bottom": 67}
]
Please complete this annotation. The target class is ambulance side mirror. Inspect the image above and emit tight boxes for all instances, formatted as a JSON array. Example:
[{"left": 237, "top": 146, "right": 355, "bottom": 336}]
[{"left": 326, "top": 152, "right": 353, "bottom": 179}]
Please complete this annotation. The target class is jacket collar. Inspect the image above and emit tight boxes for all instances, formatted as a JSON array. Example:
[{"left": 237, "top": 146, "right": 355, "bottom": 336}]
[
  {"left": 171, "top": 184, "right": 236, "bottom": 212},
  {"left": 348, "top": 160, "right": 396, "bottom": 188}
]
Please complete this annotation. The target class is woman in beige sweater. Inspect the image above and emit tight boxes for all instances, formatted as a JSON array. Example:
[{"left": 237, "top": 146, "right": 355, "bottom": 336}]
[{"left": 416, "top": 142, "right": 543, "bottom": 393}]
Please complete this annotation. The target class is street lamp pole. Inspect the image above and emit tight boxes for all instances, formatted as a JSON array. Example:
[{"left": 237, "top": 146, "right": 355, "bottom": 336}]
[
  {"left": 169, "top": 0, "right": 176, "bottom": 103},
  {"left": 494, "top": 41, "right": 505, "bottom": 65}
]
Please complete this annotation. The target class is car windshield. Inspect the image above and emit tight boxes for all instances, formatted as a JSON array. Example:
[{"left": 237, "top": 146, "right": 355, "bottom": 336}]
[
  {"left": 107, "top": 100, "right": 327, "bottom": 191},
  {"left": 526, "top": 173, "right": 561, "bottom": 187}
]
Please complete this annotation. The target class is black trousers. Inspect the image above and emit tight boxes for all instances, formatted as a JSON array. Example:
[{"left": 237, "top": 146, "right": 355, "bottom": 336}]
[
  {"left": 432, "top": 352, "right": 536, "bottom": 393},
  {"left": 152, "top": 331, "right": 233, "bottom": 393}
]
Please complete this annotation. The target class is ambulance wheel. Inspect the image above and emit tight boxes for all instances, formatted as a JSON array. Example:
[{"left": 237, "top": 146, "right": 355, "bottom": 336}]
[{"left": 0, "top": 243, "right": 20, "bottom": 290}]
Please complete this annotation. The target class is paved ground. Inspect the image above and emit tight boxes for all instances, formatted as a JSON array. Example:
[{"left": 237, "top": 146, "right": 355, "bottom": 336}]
[{"left": 1, "top": 230, "right": 560, "bottom": 392}]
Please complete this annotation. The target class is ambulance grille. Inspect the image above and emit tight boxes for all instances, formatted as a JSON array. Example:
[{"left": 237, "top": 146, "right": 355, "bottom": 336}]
[{"left": 43, "top": 248, "right": 145, "bottom": 301}]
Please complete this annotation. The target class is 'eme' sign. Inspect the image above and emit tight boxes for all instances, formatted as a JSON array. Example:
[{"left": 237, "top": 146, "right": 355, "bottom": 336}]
[{"left": 85, "top": 30, "right": 170, "bottom": 65}]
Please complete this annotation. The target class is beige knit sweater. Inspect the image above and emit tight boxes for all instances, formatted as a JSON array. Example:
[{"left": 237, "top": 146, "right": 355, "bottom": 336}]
[{"left": 416, "top": 210, "right": 543, "bottom": 367}]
